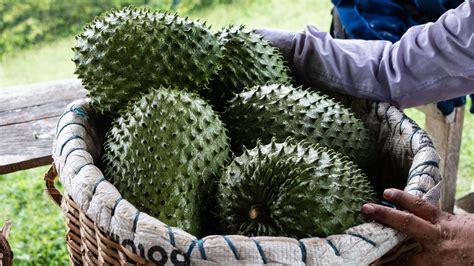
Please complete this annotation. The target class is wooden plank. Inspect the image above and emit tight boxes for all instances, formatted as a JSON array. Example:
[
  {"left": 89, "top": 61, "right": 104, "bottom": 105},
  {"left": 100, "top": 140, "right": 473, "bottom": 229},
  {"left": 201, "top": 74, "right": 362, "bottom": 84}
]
[
  {"left": 0, "top": 79, "right": 86, "bottom": 174},
  {"left": 0, "top": 79, "right": 85, "bottom": 112},
  {"left": 0, "top": 99, "right": 80, "bottom": 126},
  {"left": 0, "top": 117, "right": 56, "bottom": 174},
  {"left": 423, "top": 105, "right": 464, "bottom": 213}
]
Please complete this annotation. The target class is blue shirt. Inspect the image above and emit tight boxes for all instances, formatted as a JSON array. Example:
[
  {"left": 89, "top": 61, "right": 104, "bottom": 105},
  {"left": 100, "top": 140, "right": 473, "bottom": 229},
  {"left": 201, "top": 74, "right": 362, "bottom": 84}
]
[{"left": 332, "top": 0, "right": 464, "bottom": 42}]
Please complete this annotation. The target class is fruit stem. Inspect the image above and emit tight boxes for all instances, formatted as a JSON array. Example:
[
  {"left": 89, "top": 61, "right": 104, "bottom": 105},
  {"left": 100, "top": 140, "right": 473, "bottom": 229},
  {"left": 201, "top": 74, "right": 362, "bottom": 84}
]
[{"left": 249, "top": 204, "right": 269, "bottom": 222}]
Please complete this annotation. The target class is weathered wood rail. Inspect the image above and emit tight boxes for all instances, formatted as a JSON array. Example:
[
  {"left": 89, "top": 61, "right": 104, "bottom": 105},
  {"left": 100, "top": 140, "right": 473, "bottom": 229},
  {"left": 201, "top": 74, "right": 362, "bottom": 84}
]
[
  {"left": 0, "top": 79, "right": 470, "bottom": 212},
  {"left": 0, "top": 79, "right": 86, "bottom": 174}
]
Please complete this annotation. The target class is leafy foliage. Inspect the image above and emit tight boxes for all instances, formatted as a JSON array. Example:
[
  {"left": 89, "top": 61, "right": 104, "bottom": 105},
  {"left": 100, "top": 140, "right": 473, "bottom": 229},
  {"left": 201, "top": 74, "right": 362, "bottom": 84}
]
[
  {"left": 0, "top": 0, "right": 148, "bottom": 57},
  {"left": 167, "top": 0, "right": 234, "bottom": 13},
  {"left": 0, "top": 0, "right": 237, "bottom": 58}
]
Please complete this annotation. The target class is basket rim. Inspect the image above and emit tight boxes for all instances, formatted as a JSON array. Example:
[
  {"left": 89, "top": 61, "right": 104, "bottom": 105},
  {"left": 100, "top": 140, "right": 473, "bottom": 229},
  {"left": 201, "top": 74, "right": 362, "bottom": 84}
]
[{"left": 52, "top": 99, "right": 442, "bottom": 264}]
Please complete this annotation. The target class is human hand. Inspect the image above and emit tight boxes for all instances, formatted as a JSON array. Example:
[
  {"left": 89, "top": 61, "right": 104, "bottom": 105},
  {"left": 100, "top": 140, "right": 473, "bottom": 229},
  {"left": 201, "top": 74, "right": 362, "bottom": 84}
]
[{"left": 361, "top": 188, "right": 474, "bottom": 265}]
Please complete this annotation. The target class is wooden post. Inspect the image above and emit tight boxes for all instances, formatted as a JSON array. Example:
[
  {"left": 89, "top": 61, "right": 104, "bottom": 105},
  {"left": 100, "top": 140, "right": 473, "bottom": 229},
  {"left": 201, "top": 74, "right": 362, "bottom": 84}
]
[{"left": 418, "top": 104, "right": 464, "bottom": 213}]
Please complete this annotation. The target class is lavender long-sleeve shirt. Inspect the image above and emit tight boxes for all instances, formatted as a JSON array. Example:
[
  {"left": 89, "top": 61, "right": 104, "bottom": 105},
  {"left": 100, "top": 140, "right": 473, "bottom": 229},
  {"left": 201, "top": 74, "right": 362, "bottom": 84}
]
[{"left": 258, "top": 0, "right": 474, "bottom": 108}]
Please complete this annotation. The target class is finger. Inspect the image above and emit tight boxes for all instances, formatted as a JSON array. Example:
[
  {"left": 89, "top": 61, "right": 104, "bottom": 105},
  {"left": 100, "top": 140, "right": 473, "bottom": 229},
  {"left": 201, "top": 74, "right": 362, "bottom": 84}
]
[
  {"left": 383, "top": 189, "right": 442, "bottom": 223},
  {"left": 361, "top": 203, "right": 437, "bottom": 243}
]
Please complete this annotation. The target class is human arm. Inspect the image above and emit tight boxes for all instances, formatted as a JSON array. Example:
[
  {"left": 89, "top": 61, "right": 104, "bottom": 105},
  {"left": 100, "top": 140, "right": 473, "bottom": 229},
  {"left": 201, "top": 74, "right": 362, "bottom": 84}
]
[
  {"left": 361, "top": 189, "right": 474, "bottom": 265},
  {"left": 257, "top": 1, "right": 474, "bottom": 108}
]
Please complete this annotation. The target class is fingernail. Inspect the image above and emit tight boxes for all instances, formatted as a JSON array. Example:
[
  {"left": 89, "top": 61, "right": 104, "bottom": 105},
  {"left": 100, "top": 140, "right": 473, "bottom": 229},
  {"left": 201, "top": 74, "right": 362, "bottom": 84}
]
[
  {"left": 361, "top": 204, "right": 375, "bottom": 215},
  {"left": 384, "top": 189, "right": 394, "bottom": 199}
]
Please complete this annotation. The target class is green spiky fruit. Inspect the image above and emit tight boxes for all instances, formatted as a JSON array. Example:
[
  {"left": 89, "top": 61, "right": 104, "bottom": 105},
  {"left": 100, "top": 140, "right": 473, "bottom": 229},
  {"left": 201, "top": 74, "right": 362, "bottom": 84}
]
[
  {"left": 224, "top": 84, "right": 376, "bottom": 170},
  {"left": 217, "top": 140, "right": 375, "bottom": 238},
  {"left": 103, "top": 87, "right": 229, "bottom": 236},
  {"left": 203, "top": 26, "right": 293, "bottom": 111},
  {"left": 73, "top": 6, "right": 222, "bottom": 115}
]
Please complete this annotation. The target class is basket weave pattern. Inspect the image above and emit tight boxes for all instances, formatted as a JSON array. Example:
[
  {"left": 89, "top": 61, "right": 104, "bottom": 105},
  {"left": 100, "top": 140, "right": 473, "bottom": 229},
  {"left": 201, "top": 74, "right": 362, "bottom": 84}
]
[
  {"left": 46, "top": 165, "right": 148, "bottom": 264},
  {"left": 50, "top": 99, "right": 442, "bottom": 265},
  {"left": 0, "top": 221, "right": 13, "bottom": 266}
]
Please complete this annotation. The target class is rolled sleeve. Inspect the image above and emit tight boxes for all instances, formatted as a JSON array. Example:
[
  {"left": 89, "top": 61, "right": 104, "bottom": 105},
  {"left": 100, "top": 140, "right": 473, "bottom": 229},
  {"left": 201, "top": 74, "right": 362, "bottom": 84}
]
[{"left": 258, "top": 0, "right": 474, "bottom": 108}]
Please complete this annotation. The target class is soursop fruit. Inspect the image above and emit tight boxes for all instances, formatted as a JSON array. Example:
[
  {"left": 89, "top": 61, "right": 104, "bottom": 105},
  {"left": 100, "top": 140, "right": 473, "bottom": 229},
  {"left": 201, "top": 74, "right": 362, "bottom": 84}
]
[
  {"left": 217, "top": 139, "right": 375, "bottom": 238},
  {"left": 224, "top": 84, "right": 376, "bottom": 170},
  {"left": 103, "top": 87, "right": 229, "bottom": 236},
  {"left": 203, "top": 25, "right": 293, "bottom": 111},
  {"left": 73, "top": 6, "right": 222, "bottom": 115}
]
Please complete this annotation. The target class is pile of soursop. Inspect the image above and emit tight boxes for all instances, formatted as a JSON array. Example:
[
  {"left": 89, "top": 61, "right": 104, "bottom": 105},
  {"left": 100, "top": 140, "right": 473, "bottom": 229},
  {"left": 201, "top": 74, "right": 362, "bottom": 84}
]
[{"left": 74, "top": 6, "right": 377, "bottom": 238}]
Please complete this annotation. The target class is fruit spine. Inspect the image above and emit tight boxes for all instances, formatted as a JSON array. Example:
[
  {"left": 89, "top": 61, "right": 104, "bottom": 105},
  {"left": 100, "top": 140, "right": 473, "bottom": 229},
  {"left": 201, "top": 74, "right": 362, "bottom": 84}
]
[
  {"left": 73, "top": 6, "right": 222, "bottom": 115},
  {"left": 224, "top": 84, "right": 376, "bottom": 170},
  {"left": 217, "top": 139, "right": 375, "bottom": 238},
  {"left": 204, "top": 25, "right": 293, "bottom": 111},
  {"left": 103, "top": 87, "right": 229, "bottom": 236}
]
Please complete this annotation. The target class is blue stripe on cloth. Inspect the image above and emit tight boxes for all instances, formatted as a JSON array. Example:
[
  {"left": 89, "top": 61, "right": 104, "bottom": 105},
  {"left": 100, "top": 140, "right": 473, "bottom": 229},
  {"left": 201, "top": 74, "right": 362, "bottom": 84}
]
[
  {"left": 92, "top": 178, "right": 106, "bottom": 195},
  {"left": 252, "top": 239, "right": 267, "bottom": 264},
  {"left": 56, "top": 107, "right": 88, "bottom": 133},
  {"left": 111, "top": 197, "right": 123, "bottom": 217},
  {"left": 347, "top": 233, "right": 376, "bottom": 247},
  {"left": 64, "top": 148, "right": 86, "bottom": 165},
  {"left": 168, "top": 226, "right": 176, "bottom": 247},
  {"left": 58, "top": 107, "right": 88, "bottom": 122},
  {"left": 132, "top": 211, "right": 140, "bottom": 233},
  {"left": 71, "top": 107, "right": 88, "bottom": 118},
  {"left": 325, "top": 239, "right": 340, "bottom": 256},
  {"left": 223, "top": 236, "right": 240, "bottom": 260},
  {"left": 409, "top": 127, "right": 421, "bottom": 155},
  {"left": 60, "top": 135, "right": 84, "bottom": 156},
  {"left": 299, "top": 240, "right": 307, "bottom": 263},
  {"left": 74, "top": 163, "right": 93, "bottom": 175},
  {"left": 398, "top": 116, "right": 407, "bottom": 135},
  {"left": 407, "top": 171, "right": 437, "bottom": 183},
  {"left": 197, "top": 239, "right": 207, "bottom": 260},
  {"left": 186, "top": 240, "right": 196, "bottom": 258},
  {"left": 57, "top": 122, "right": 87, "bottom": 137},
  {"left": 408, "top": 160, "right": 439, "bottom": 176}
]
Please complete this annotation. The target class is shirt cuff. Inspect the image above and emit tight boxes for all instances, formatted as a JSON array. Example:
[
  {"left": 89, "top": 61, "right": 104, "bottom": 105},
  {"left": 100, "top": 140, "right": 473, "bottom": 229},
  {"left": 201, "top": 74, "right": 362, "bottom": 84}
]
[{"left": 254, "top": 28, "right": 297, "bottom": 63}]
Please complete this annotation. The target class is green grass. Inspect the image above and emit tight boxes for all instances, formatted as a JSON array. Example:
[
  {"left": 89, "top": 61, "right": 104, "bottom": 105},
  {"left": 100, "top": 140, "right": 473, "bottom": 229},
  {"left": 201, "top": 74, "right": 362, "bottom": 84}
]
[
  {"left": 0, "top": 167, "right": 69, "bottom": 265},
  {"left": 1, "top": 1, "right": 473, "bottom": 263},
  {"left": 0, "top": 38, "right": 76, "bottom": 88},
  {"left": 188, "top": 0, "right": 332, "bottom": 31},
  {"left": 457, "top": 102, "right": 474, "bottom": 197}
]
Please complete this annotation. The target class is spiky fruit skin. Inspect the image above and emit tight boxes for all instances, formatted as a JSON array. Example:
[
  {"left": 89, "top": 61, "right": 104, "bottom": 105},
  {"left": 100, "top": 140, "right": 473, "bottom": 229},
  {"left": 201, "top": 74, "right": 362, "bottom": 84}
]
[
  {"left": 73, "top": 6, "right": 222, "bottom": 116},
  {"left": 203, "top": 26, "right": 293, "bottom": 111},
  {"left": 103, "top": 88, "right": 229, "bottom": 236},
  {"left": 217, "top": 140, "right": 375, "bottom": 238},
  {"left": 224, "top": 84, "right": 376, "bottom": 170}
]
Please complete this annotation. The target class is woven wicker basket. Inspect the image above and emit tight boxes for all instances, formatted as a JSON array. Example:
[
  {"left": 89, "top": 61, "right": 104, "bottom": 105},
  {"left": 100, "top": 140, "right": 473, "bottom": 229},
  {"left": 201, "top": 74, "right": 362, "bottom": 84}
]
[
  {"left": 45, "top": 165, "right": 423, "bottom": 265},
  {"left": 0, "top": 221, "right": 13, "bottom": 266},
  {"left": 45, "top": 166, "right": 150, "bottom": 264},
  {"left": 49, "top": 98, "right": 441, "bottom": 265}
]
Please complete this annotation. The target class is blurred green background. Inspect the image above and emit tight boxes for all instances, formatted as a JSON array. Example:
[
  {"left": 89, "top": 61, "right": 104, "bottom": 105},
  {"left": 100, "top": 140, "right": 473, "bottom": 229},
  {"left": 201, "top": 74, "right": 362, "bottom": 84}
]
[{"left": 0, "top": 0, "right": 472, "bottom": 264}]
